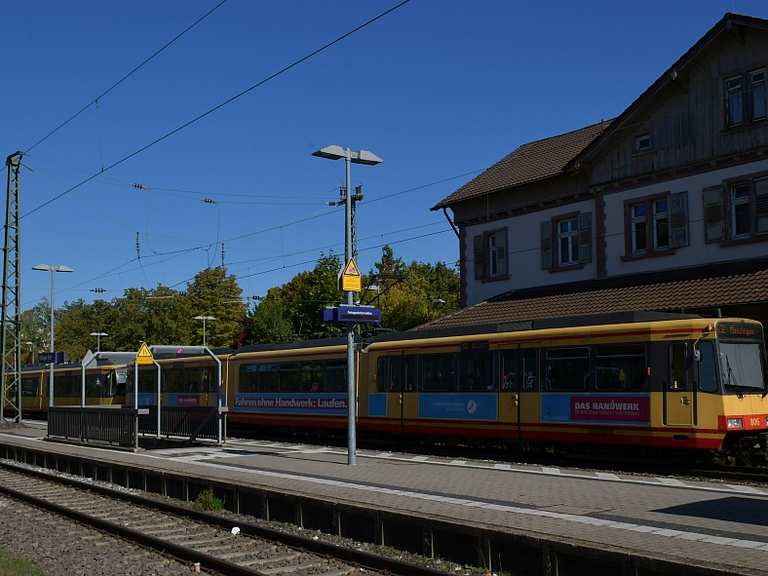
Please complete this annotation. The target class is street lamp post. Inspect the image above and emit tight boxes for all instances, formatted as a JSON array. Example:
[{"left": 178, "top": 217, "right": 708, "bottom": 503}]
[
  {"left": 194, "top": 315, "right": 216, "bottom": 347},
  {"left": 24, "top": 341, "right": 35, "bottom": 365},
  {"left": 32, "top": 264, "right": 73, "bottom": 408},
  {"left": 90, "top": 332, "right": 108, "bottom": 352},
  {"left": 312, "top": 145, "right": 382, "bottom": 465}
]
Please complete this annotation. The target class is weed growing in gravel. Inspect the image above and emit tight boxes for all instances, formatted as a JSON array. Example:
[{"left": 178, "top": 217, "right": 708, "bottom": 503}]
[
  {"left": 0, "top": 548, "right": 44, "bottom": 576},
  {"left": 194, "top": 488, "right": 224, "bottom": 512}
]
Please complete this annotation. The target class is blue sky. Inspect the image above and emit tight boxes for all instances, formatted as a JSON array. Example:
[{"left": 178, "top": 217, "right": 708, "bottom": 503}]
[{"left": 2, "top": 0, "right": 767, "bottom": 309}]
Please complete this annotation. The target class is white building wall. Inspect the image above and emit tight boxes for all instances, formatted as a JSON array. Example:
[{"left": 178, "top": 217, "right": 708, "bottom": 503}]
[
  {"left": 603, "top": 159, "right": 768, "bottom": 277},
  {"left": 465, "top": 198, "right": 596, "bottom": 305}
]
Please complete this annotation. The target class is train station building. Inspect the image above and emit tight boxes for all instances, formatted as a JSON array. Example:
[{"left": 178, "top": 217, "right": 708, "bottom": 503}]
[{"left": 428, "top": 13, "right": 768, "bottom": 331}]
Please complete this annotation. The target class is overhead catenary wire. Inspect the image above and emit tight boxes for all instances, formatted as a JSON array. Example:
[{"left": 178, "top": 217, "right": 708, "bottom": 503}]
[
  {"left": 20, "top": 0, "right": 411, "bottom": 220},
  {"left": 25, "top": 0, "right": 230, "bottom": 154}
]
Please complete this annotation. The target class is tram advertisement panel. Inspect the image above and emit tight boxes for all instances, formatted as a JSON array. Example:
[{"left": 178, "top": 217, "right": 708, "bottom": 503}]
[
  {"left": 541, "top": 394, "right": 649, "bottom": 425},
  {"left": 234, "top": 393, "right": 347, "bottom": 415},
  {"left": 418, "top": 393, "right": 497, "bottom": 420}
]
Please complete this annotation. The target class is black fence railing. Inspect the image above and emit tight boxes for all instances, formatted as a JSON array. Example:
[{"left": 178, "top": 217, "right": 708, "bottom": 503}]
[
  {"left": 138, "top": 406, "right": 219, "bottom": 441},
  {"left": 48, "top": 406, "right": 136, "bottom": 448}
]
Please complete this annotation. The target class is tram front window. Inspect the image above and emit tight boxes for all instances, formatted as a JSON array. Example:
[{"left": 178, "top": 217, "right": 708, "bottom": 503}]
[{"left": 718, "top": 341, "right": 766, "bottom": 392}]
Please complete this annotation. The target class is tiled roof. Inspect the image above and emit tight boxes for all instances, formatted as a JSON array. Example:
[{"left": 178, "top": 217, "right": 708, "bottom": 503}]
[
  {"left": 432, "top": 120, "right": 611, "bottom": 210},
  {"left": 417, "top": 267, "right": 768, "bottom": 330}
]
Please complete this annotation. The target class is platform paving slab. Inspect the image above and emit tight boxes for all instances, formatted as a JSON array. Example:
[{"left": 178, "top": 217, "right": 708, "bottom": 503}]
[{"left": 1, "top": 428, "right": 767, "bottom": 574}]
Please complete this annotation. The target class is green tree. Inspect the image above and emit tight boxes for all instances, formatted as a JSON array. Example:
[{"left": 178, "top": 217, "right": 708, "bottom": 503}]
[
  {"left": 20, "top": 300, "right": 50, "bottom": 361},
  {"left": 185, "top": 267, "right": 245, "bottom": 348},
  {"left": 247, "top": 254, "right": 343, "bottom": 343},
  {"left": 364, "top": 246, "right": 459, "bottom": 331},
  {"left": 249, "top": 288, "right": 295, "bottom": 343}
]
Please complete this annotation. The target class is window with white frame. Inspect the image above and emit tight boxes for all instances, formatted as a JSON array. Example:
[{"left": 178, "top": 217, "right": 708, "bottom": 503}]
[
  {"left": 626, "top": 193, "right": 688, "bottom": 257},
  {"left": 631, "top": 203, "right": 648, "bottom": 255},
  {"left": 725, "top": 75, "right": 744, "bottom": 127},
  {"left": 752, "top": 68, "right": 767, "bottom": 121},
  {"left": 653, "top": 198, "right": 670, "bottom": 250},
  {"left": 557, "top": 217, "right": 578, "bottom": 265}
]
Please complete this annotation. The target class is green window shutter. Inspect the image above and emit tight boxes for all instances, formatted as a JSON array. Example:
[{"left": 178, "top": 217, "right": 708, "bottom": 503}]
[
  {"left": 670, "top": 191, "right": 689, "bottom": 247},
  {"left": 702, "top": 185, "right": 724, "bottom": 243},
  {"left": 577, "top": 212, "right": 592, "bottom": 263},
  {"left": 540, "top": 221, "right": 553, "bottom": 270},
  {"left": 473, "top": 234, "right": 486, "bottom": 280},
  {"left": 496, "top": 228, "right": 508, "bottom": 276}
]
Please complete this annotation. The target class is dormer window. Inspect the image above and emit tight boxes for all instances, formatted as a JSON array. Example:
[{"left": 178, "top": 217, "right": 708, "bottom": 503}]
[{"left": 634, "top": 133, "right": 652, "bottom": 153}]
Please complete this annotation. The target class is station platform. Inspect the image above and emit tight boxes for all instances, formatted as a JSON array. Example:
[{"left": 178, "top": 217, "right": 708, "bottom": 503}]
[{"left": 1, "top": 425, "right": 767, "bottom": 575}]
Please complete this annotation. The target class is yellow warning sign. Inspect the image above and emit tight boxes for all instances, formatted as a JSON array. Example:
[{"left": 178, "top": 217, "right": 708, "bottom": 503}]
[
  {"left": 136, "top": 342, "right": 154, "bottom": 366},
  {"left": 339, "top": 258, "right": 362, "bottom": 292}
]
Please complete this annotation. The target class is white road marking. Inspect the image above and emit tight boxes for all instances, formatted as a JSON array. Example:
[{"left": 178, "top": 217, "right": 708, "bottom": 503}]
[
  {"left": 727, "top": 484, "right": 767, "bottom": 495},
  {"left": 449, "top": 459, "right": 466, "bottom": 466},
  {"left": 410, "top": 455, "right": 429, "bottom": 462},
  {"left": 595, "top": 472, "right": 619, "bottom": 480},
  {"left": 147, "top": 455, "right": 768, "bottom": 553},
  {"left": 655, "top": 477, "right": 686, "bottom": 487},
  {"left": 542, "top": 467, "right": 561, "bottom": 475},
  {"left": 493, "top": 463, "right": 511, "bottom": 470}
]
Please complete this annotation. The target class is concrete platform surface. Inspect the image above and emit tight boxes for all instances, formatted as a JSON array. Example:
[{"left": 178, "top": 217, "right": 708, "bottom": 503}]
[{"left": 2, "top": 427, "right": 768, "bottom": 574}]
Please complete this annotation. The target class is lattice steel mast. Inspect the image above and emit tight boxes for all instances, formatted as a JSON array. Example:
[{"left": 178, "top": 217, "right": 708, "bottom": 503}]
[{"left": 0, "top": 152, "right": 23, "bottom": 421}]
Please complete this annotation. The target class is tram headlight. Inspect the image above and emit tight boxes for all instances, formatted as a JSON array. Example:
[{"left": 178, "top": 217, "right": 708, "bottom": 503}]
[{"left": 727, "top": 418, "right": 743, "bottom": 429}]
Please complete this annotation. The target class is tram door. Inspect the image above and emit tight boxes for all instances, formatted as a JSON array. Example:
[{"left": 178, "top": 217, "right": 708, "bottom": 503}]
[
  {"left": 500, "top": 348, "right": 521, "bottom": 438},
  {"left": 664, "top": 342, "right": 695, "bottom": 426},
  {"left": 386, "top": 354, "right": 416, "bottom": 433}
]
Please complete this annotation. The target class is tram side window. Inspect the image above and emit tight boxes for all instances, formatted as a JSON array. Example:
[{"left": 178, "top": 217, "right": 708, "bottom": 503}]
[
  {"left": 458, "top": 352, "right": 493, "bottom": 392},
  {"left": 56, "top": 373, "right": 79, "bottom": 397},
  {"left": 85, "top": 373, "right": 107, "bottom": 397},
  {"left": 323, "top": 360, "right": 347, "bottom": 392},
  {"left": 594, "top": 345, "right": 646, "bottom": 391},
  {"left": 697, "top": 341, "right": 719, "bottom": 393},
  {"left": 545, "top": 348, "right": 589, "bottom": 392},
  {"left": 421, "top": 354, "right": 457, "bottom": 392},
  {"left": 390, "top": 356, "right": 405, "bottom": 392},
  {"left": 670, "top": 342, "right": 688, "bottom": 391},
  {"left": 376, "top": 357, "right": 389, "bottom": 392},
  {"left": 21, "top": 376, "right": 38, "bottom": 397},
  {"left": 500, "top": 350, "right": 518, "bottom": 391},
  {"left": 279, "top": 363, "right": 302, "bottom": 392},
  {"left": 302, "top": 363, "right": 323, "bottom": 392},
  {"left": 522, "top": 349, "right": 538, "bottom": 391}
]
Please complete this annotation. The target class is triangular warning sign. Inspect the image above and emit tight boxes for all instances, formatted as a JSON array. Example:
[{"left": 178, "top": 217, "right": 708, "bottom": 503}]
[
  {"left": 136, "top": 342, "right": 154, "bottom": 365},
  {"left": 342, "top": 258, "right": 360, "bottom": 277},
  {"left": 339, "top": 258, "right": 362, "bottom": 292}
]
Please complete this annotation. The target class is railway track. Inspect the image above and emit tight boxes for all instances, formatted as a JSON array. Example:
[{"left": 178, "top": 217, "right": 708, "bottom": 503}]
[{"left": 0, "top": 461, "right": 448, "bottom": 576}]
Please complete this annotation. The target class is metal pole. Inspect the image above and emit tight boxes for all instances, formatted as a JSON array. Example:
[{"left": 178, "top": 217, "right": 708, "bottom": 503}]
[
  {"left": 155, "top": 360, "right": 161, "bottom": 440},
  {"left": 97, "top": 334, "right": 101, "bottom": 352},
  {"left": 49, "top": 270, "right": 54, "bottom": 408},
  {"left": 345, "top": 149, "right": 356, "bottom": 466},
  {"left": 134, "top": 359, "right": 139, "bottom": 449},
  {"left": 202, "top": 318, "right": 206, "bottom": 347}
]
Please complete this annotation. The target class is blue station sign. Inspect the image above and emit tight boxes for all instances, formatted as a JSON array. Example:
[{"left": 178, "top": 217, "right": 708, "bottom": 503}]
[{"left": 322, "top": 305, "right": 381, "bottom": 325}]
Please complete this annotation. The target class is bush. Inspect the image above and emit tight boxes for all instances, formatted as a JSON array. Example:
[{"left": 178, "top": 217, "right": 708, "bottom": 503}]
[{"left": 194, "top": 488, "right": 224, "bottom": 512}]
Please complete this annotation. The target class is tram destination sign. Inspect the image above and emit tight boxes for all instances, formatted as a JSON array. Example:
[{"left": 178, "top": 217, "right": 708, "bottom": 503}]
[
  {"left": 717, "top": 321, "right": 763, "bottom": 340},
  {"left": 322, "top": 304, "right": 381, "bottom": 325}
]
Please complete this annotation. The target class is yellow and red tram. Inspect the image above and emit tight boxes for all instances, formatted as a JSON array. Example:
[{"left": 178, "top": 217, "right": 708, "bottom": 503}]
[{"left": 10, "top": 313, "right": 768, "bottom": 460}]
